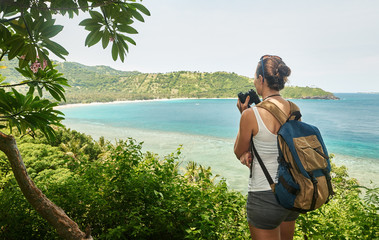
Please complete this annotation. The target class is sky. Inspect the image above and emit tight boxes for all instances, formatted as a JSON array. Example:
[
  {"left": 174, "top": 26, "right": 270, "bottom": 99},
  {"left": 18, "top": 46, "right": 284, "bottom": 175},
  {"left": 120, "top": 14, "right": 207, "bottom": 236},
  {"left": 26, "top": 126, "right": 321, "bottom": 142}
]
[{"left": 54, "top": 0, "right": 379, "bottom": 93}]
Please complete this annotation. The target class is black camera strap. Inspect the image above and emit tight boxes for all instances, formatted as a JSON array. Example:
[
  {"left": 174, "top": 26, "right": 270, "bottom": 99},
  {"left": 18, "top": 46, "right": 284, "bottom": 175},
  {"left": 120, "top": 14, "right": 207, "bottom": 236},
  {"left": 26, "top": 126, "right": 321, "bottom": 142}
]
[{"left": 250, "top": 138, "right": 275, "bottom": 190}]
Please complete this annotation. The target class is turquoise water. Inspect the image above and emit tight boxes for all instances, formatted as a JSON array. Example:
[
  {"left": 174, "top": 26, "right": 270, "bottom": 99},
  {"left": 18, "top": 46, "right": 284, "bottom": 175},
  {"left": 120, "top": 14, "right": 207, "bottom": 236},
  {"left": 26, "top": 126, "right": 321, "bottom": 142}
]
[{"left": 61, "top": 93, "right": 379, "bottom": 192}]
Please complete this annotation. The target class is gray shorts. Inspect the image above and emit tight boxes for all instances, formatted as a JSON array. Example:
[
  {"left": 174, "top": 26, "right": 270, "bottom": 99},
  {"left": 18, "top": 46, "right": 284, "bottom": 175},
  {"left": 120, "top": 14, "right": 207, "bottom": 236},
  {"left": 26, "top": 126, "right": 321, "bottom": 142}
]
[{"left": 246, "top": 191, "right": 300, "bottom": 230}]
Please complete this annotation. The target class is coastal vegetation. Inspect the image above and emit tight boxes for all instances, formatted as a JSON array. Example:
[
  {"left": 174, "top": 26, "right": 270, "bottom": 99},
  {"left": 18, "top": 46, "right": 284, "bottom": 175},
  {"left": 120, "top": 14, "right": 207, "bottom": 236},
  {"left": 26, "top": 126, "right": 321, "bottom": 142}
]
[
  {"left": 1, "top": 59, "right": 338, "bottom": 104},
  {"left": 0, "top": 128, "right": 377, "bottom": 239},
  {"left": 0, "top": 0, "right": 150, "bottom": 238}
]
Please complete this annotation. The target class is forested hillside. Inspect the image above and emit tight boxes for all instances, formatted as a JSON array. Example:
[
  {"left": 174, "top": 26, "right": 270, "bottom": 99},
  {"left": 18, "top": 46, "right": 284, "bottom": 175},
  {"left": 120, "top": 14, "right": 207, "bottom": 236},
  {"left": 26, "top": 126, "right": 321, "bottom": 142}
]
[
  {"left": 55, "top": 62, "right": 256, "bottom": 103},
  {"left": 1, "top": 59, "right": 338, "bottom": 104}
]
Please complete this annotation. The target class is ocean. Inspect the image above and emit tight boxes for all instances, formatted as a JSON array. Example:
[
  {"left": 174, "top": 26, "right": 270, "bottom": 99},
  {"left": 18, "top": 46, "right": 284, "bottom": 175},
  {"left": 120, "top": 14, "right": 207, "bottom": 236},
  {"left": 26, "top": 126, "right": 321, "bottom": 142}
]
[{"left": 60, "top": 93, "right": 379, "bottom": 192}]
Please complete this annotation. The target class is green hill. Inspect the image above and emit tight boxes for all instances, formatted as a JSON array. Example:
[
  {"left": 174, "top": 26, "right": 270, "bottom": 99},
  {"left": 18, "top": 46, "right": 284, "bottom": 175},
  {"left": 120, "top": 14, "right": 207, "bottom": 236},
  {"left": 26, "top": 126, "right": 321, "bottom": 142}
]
[{"left": 1, "top": 59, "right": 338, "bottom": 103}]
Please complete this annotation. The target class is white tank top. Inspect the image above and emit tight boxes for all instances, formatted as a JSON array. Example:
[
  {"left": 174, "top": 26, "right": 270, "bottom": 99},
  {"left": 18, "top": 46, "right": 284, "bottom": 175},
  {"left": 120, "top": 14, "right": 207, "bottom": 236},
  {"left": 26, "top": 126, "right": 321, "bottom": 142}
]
[{"left": 248, "top": 106, "right": 279, "bottom": 192}]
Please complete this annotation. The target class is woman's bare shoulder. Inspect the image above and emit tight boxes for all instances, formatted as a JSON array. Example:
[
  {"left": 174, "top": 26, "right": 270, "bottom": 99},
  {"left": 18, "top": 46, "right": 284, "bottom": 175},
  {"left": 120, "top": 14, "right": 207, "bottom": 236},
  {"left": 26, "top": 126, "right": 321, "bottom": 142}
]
[{"left": 241, "top": 107, "right": 256, "bottom": 120}]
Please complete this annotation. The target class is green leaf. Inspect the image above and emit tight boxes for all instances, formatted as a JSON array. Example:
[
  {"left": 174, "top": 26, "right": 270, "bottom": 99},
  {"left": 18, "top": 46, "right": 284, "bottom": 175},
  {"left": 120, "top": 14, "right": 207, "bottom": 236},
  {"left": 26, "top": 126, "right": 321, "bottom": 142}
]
[
  {"left": 130, "top": 9, "right": 145, "bottom": 22},
  {"left": 22, "top": 13, "right": 34, "bottom": 32},
  {"left": 15, "top": 67, "right": 33, "bottom": 79},
  {"left": 85, "top": 30, "right": 103, "bottom": 47},
  {"left": 42, "top": 39, "right": 69, "bottom": 60},
  {"left": 41, "top": 25, "right": 64, "bottom": 38},
  {"left": 11, "top": 88, "right": 24, "bottom": 104},
  {"left": 117, "top": 41, "right": 125, "bottom": 62},
  {"left": 46, "top": 86, "right": 62, "bottom": 101},
  {"left": 54, "top": 77, "right": 70, "bottom": 87},
  {"left": 122, "top": 35, "right": 136, "bottom": 45},
  {"left": 0, "top": 24, "right": 11, "bottom": 39},
  {"left": 38, "top": 49, "right": 53, "bottom": 69},
  {"left": 38, "top": 18, "right": 56, "bottom": 32},
  {"left": 52, "top": 85, "right": 66, "bottom": 102},
  {"left": 37, "top": 86, "right": 43, "bottom": 97},
  {"left": 111, "top": 42, "right": 118, "bottom": 61},
  {"left": 18, "top": 58, "right": 29, "bottom": 68},
  {"left": 118, "top": 25, "right": 138, "bottom": 34},
  {"left": 8, "top": 39, "right": 25, "bottom": 59},
  {"left": 3, "top": 10, "right": 18, "bottom": 18},
  {"left": 40, "top": 4, "right": 53, "bottom": 20},
  {"left": 78, "top": 0, "right": 89, "bottom": 9},
  {"left": 130, "top": 3, "right": 151, "bottom": 16},
  {"left": 102, "top": 30, "right": 111, "bottom": 49},
  {"left": 79, "top": 18, "right": 99, "bottom": 26},
  {"left": 26, "top": 88, "right": 35, "bottom": 98},
  {"left": 117, "top": 34, "right": 129, "bottom": 53},
  {"left": 118, "top": 18, "right": 134, "bottom": 25},
  {"left": 31, "top": 6, "right": 40, "bottom": 19},
  {"left": 25, "top": 44, "right": 37, "bottom": 62},
  {"left": 33, "top": 15, "right": 44, "bottom": 32},
  {"left": 9, "top": 20, "right": 27, "bottom": 35},
  {"left": 89, "top": 11, "right": 103, "bottom": 22},
  {"left": 84, "top": 24, "right": 102, "bottom": 32}
]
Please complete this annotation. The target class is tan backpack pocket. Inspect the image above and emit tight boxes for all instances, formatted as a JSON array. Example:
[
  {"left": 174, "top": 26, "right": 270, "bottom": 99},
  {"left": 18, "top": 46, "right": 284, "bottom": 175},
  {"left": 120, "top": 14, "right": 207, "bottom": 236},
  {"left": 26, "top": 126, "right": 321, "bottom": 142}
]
[
  {"left": 293, "top": 174, "right": 330, "bottom": 210},
  {"left": 293, "top": 135, "right": 328, "bottom": 172}
]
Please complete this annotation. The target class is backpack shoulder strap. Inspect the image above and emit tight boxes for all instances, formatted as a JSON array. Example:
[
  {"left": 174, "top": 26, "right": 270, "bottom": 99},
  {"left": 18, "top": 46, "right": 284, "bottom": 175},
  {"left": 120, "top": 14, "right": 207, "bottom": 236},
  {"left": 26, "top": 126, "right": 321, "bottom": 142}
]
[
  {"left": 256, "top": 100, "right": 301, "bottom": 125},
  {"left": 256, "top": 101, "right": 288, "bottom": 125}
]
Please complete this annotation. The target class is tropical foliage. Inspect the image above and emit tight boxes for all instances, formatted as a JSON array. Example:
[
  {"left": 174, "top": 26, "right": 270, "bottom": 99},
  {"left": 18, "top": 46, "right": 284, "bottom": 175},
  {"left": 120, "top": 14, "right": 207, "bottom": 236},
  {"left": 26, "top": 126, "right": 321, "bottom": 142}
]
[
  {"left": 0, "top": 129, "right": 250, "bottom": 239},
  {"left": 0, "top": 128, "right": 377, "bottom": 239},
  {"left": 0, "top": 0, "right": 150, "bottom": 139},
  {"left": 0, "top": 1, "right": 150, "bottom": 238}
]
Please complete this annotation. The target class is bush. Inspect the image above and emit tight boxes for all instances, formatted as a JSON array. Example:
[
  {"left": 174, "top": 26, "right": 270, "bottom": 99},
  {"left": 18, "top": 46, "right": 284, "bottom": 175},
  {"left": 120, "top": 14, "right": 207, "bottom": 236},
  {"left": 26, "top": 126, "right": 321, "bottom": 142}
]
[
  {"left": 0, "top": 129, "right": 377, "bottom": 239},
  {"left": 0, "top": 130, "right": 250, "bottom": 239}
]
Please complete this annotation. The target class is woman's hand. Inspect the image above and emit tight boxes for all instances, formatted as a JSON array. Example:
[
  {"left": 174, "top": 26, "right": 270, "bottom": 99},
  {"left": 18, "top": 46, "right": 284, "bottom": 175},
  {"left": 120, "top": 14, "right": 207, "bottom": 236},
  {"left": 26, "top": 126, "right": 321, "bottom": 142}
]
[
  {"left": 239, "top": 151, "right": 253, "bottom": 168},
  {"left": 237, "top": 95, "right": 250, "bottom": 114}
]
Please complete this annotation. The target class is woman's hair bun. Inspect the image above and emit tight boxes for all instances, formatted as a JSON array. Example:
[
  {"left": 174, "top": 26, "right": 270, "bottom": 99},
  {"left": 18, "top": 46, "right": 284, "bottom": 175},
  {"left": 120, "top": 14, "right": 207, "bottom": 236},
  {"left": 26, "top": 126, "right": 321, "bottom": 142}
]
[
  {"left": 257, "top": 56, "right": 291, "bottom": 91},
  {"left": 277, "top": 63, "right": 291, "bottom": 77}
]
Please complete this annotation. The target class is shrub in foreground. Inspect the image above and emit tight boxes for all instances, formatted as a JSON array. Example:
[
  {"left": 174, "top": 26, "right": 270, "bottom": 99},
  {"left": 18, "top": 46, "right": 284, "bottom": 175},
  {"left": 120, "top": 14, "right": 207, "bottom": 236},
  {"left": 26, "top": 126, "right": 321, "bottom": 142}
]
[
  {"left": 0, "top": 129, "right": 377, "bottom": 239},
  {"left": 0, "top": 131, "right": 250, "bottom": 239}
]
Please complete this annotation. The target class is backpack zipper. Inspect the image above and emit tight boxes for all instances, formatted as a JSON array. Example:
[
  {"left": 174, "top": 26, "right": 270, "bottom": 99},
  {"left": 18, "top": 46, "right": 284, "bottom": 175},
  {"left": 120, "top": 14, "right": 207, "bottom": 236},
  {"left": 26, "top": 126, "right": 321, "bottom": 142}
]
[{"left": 313, "top": 147, "right": 329, "bottom": 160}]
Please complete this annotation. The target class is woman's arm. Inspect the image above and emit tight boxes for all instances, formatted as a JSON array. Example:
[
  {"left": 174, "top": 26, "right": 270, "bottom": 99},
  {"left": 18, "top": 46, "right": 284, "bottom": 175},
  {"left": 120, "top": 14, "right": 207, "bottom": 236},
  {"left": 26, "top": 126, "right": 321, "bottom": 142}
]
[{"left": 234, "top": 108, "right": 254, "bottom": 159}]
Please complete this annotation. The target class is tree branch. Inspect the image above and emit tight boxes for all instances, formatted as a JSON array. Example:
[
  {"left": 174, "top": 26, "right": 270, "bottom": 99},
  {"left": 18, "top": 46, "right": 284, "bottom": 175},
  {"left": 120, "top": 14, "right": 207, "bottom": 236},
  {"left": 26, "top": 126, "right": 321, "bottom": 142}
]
[
  {"left": 0, "top": 131, "right": 86, "bottom": 239},
  {"left": 0, "top": 82, "right": 31, "bottom": 88},
  {"left": 21, "top": 11, "right": 35, "bottom": 44},
  {"left": 101, "top": 6, "right": 113, "bottom": 35},
  {"left": 0, "top": 80, "right": 55, "bottom": 88},
  {"left": 0, "top": 111, "right": 24, "bottom": 119},
  {"left": 1, "top": 0, "right": 120, "bottom": 12}
]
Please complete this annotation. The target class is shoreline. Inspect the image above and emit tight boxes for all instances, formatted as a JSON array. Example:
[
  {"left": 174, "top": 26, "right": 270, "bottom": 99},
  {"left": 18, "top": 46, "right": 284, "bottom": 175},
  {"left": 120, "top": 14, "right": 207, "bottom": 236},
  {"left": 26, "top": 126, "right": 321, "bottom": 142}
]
[
  {"left": 55, "top": 95, "right": 340, "bottom": 109},
  {"left": 55, "top": 97, "right": 237, "bottom": 109}
]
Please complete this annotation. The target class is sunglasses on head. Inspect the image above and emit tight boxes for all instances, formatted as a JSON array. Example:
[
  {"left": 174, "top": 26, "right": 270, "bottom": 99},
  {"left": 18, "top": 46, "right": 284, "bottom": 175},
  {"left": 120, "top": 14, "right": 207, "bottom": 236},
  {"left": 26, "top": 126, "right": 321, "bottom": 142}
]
[{"left": 259, "top": 55, "right": 282, "bottom": 82}]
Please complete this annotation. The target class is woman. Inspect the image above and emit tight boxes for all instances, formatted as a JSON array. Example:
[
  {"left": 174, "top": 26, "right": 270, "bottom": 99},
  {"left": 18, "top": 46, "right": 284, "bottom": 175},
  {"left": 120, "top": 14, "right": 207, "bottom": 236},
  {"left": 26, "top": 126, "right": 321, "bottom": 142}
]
[{"left": 234, "top": 55, "right": 299, "bottom": 240}]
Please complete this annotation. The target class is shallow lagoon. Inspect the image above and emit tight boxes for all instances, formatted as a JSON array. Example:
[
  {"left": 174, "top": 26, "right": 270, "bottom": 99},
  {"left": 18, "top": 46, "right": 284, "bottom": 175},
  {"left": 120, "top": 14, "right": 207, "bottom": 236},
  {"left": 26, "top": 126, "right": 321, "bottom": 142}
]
[{"left": 61, "top": 94, "right": 379, "bottom": 192}]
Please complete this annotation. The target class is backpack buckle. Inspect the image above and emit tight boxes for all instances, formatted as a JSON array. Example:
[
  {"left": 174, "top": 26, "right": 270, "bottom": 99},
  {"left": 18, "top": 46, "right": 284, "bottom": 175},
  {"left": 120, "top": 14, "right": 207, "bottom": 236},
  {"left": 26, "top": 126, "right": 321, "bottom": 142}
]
[{"left": 288, "top": 111, "right": 302, "bottom": 121}]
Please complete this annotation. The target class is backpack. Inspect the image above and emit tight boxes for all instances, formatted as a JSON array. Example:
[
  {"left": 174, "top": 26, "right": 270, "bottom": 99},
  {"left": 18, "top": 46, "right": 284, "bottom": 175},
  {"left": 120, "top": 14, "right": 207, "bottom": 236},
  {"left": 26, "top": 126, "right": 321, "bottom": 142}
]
[{"left": 251, "top": 100, "right": 334, "bottom": 213}]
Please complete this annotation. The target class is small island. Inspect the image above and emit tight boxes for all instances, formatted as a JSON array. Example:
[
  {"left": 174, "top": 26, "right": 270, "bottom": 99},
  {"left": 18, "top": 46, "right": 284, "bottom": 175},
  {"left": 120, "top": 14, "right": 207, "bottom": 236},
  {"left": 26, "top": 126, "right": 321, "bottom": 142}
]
[{"left": 301, "top": 95, "right": 340, "bottom": 100}]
